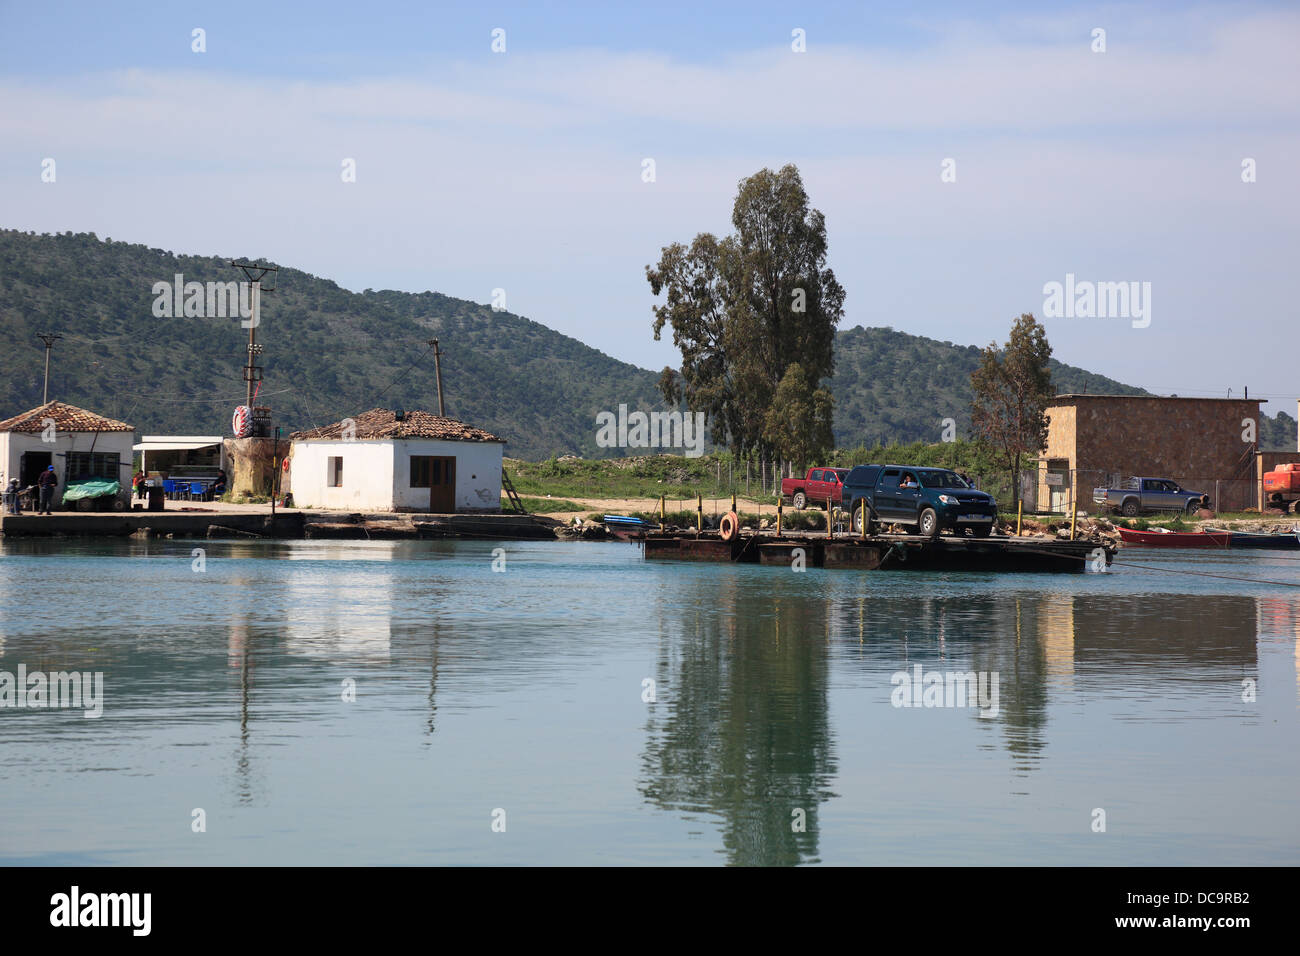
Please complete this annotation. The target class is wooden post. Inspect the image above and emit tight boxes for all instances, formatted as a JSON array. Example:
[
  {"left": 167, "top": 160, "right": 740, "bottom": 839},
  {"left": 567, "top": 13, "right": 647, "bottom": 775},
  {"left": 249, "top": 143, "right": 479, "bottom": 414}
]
[
  {"left": 776, "top": 498, "right": 783, "bottom": 536},
  {"left": 697, "top": 493, "right": 703, "bottom": 532},
  {"left": 1070, "top": 505, "right": 1077, "bottom": 540},
  {"left": 859, "top": 498, "right": 867, "bottom": 541},
  {"left": 731, "top": 492, "right": 737, "bottom": 513},
  {"left": 826, "top": 498, "right": 832, "bottom": 538},
  {"left": 659, "top": 495, "right": 665, "bottom": 532},
  {"left": 1017, "top": 501, "right": 1023, "bottom": 537}
]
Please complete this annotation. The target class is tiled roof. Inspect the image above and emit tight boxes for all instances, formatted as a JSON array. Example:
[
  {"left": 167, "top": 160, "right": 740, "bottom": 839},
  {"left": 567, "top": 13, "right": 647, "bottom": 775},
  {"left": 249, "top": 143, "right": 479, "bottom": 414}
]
[
  {"left": 0, "top": 401, "right": 134, "bottom": 433},
  {"left": 290, "top": 408, "right": 504, "bottom": 443}
]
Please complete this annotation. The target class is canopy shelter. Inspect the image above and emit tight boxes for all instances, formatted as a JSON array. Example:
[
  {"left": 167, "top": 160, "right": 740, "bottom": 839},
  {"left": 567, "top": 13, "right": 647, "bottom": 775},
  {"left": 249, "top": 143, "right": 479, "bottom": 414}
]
[{"left": 133, "top": 436, "right": 226, "bottom": 479}]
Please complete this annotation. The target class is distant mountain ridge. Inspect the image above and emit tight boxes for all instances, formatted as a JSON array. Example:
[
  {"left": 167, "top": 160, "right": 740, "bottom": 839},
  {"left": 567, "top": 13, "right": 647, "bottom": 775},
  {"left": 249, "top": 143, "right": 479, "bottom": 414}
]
[{"left": 1, "top": 230, "right": 1293, "bottom": 456}]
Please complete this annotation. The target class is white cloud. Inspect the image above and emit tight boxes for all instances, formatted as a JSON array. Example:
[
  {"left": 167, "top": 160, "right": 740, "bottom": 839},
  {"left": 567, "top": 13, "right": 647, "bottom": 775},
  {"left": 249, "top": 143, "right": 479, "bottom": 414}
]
[{"left": 0, "top": 8, "right": 1296, "bottom": 400}]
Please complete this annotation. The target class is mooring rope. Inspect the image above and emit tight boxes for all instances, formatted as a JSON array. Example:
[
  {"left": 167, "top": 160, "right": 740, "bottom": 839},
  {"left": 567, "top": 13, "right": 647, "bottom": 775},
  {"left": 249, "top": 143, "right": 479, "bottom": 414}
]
[{"left": 1014, "top": 544, "right": 1300, "bottom": 589}]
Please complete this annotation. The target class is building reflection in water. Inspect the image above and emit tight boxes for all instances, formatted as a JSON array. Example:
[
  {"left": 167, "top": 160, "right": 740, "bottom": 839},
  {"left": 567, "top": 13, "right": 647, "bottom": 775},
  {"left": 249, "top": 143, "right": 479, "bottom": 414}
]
[
  {"left": 1255, "top": 596, "right": 1300, "bottom": 703},
  {"left": 283, "top": 568, "right": 394, "bottom": 662},
  {"left": 638, "top": 569, "right": 1265, "bottom": 862}
]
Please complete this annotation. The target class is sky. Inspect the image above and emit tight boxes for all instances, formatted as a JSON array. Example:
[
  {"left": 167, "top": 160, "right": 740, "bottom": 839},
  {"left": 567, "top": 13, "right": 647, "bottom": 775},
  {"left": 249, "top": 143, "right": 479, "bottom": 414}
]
[{"left": 1, "top": 0, "right": 1297, "bottom": 415}]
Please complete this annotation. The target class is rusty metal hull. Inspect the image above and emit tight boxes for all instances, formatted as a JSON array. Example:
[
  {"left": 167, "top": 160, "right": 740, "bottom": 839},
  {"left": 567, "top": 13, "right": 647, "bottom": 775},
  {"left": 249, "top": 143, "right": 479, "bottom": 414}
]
[{"left": 641, "top": 532, "right": 1109, "bottom": 573}]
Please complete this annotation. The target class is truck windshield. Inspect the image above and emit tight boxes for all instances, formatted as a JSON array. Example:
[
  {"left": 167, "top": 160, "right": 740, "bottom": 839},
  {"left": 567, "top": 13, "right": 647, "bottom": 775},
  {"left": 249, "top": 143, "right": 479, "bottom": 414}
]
[{"left": 919, "top": 470, "right": 970, "bottom": 489}]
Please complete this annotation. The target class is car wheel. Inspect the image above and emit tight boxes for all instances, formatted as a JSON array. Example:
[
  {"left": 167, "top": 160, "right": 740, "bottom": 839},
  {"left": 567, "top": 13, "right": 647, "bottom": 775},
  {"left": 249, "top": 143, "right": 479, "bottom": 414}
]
[
  {"left": 1121, "top": 499, "right": 1139, "bottom": 517},
  {"left": 919, "top": 507, "right": 938, "bottom": 537},
  {"left": 1185, "top": 499, "right": 1201, "bottom": 515},
  {"left": 853, "top": 507, "right": 877, "bottom": 535},
  {"left": 793, "top": 492, "right": 806, "bottom": 510}
]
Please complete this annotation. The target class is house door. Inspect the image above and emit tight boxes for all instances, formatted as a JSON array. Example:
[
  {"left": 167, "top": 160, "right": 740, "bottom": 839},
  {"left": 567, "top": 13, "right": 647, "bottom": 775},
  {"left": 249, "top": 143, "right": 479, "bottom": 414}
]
[
  {"left": 414, "top": 455, "right": 457, "bottom": 512},
  {"left": 1045, "top": 459, "right": 1069, "bottom": 513}
]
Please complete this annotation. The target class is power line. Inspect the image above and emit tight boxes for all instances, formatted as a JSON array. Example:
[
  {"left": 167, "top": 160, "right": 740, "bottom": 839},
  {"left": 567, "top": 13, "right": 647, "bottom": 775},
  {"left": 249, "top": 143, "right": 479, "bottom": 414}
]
[
  {"left": 369, "top": 342, "right": 437, "bottom": 407},
  {"left": 145, "top": 387, "right": 296, "bottom": 405}
]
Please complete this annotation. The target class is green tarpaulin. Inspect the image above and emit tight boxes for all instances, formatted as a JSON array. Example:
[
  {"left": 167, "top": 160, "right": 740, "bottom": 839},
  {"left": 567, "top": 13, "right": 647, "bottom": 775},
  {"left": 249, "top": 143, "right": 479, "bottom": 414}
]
[{"left": 62, "top": 480, "right": 121, "bottom": 502}]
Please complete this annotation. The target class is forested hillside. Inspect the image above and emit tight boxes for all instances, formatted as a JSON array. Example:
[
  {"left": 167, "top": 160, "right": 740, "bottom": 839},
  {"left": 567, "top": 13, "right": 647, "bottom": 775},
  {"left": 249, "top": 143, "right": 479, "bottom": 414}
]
[{"left": 1, "top": 230, "right": 1293, "bottom": 456}]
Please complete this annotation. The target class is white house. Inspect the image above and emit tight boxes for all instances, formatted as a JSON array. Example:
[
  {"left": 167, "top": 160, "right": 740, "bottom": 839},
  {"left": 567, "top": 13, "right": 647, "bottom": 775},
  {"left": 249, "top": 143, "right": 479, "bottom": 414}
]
[
  {"left": 0, "top": 401, "right": 135, "bottom": 507},
  {"left": 289, "top": 408, "right": 505, "bottom": 513}
]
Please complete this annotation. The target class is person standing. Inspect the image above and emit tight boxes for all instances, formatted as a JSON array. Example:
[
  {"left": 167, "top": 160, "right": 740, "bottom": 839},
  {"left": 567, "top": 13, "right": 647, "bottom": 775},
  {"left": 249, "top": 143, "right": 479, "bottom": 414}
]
[
  {"left": 38, "top": 465, "right": 58, "bottom": 515},
  {"left": 4, "top": 478, "right": 21, "bottom": 515}
]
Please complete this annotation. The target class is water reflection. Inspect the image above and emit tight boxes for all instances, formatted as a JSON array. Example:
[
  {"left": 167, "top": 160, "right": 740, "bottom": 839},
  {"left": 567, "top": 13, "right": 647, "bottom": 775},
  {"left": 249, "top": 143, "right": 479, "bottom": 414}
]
[
  {"left": 638, "top": 576, "right": 1266, "bottom": 862},
  {"left": 228, "top": 609, "right": 255, "bottom": 806},
  {"left": 639, "top": 575, "right": 837, "bottom": 866},
  {"left": 284, "top": 568, "right": 394, "bottom": 661},
  {"left": 0, "top": 538, "right": 1288, "bottom": 865},
  {"left": 1256, "top": 596, "right": 1300, "bottom": 703}
]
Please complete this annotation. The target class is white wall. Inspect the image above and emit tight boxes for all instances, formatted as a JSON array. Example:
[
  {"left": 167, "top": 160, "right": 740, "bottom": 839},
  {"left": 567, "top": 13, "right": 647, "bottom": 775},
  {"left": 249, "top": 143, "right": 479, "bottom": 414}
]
[
  {"left": 288, "top": 437, "right": 503, "bottom": 512},
  {"left": 289, "top": 440, "right": 396, "bottom": 511},
  {"left": 390, "top": 438, "right": 503, "bottom": 511},
  {"left": 1, "top": 431, "right": 135, "bottom": 504}
]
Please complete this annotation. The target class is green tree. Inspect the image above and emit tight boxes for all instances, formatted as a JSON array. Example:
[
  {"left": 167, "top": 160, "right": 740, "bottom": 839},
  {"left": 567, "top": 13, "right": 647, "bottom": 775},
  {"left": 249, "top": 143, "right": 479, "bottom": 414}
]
[
  {"left": 970, "top": 314, "right": 1054, "bottom": 510},
  {"left": 763, "top": 363, "right": 834, "bottom": 470},
  {"left": 647, "top": 164, "right": 845, "bottom": 458}
]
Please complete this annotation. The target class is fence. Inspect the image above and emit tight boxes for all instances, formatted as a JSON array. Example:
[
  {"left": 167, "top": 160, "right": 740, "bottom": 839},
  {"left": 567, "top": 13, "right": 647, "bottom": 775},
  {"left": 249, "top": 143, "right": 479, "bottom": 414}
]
[{"left": 1039, "top": 468, "right": 1261, "bottom": 516}]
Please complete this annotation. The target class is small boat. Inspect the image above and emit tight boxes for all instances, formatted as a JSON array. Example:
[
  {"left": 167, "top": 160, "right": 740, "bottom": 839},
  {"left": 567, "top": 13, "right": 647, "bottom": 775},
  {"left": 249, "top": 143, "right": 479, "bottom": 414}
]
[
  {"left": 1216, "top": 528, "right": 1300, "bottom": 550},
  {"left": 602, "top": 514, "right": 648, "bottom": 540},
  {"left": 1116, "top": 527, "right": 1231, "bottom": 548}
]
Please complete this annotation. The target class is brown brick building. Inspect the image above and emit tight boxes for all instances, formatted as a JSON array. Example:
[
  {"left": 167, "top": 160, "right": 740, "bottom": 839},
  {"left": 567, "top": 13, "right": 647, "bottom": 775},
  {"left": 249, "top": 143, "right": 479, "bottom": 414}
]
[{"left": 1036, "top": 395, "right": 1265, "bottom": 513}]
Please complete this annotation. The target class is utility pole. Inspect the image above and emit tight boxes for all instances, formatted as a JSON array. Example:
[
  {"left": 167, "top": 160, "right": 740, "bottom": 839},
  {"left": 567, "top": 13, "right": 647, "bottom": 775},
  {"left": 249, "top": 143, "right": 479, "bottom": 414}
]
[
  {"left": 229, "top": 261, "right": 278, "bottom": 412},
  {"left": 271, "top": 426, "right": 280, "bottom": 524},
  {"left": 429, "top": 338, "right": 446, "bottom": 416},
  {"left": 36, "top": 333, "right": 61, "bottom": 404}
]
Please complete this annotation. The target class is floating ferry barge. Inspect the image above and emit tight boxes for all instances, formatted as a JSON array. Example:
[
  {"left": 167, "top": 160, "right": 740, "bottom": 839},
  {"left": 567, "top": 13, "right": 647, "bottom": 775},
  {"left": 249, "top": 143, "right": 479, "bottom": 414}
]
[{"left": 641, "top": 530, "right": 1112, "bottom": 573}]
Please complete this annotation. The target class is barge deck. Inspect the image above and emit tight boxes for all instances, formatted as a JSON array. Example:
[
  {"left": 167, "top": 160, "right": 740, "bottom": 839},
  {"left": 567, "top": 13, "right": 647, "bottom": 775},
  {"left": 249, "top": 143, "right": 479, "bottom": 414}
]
[{"left": 641, "top": 530, "right": 1111, "bottom": 573}]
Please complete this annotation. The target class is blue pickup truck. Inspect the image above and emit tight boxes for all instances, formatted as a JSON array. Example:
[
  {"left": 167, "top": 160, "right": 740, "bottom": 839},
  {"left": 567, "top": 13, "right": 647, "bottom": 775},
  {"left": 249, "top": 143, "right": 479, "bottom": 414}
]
[{"left": 842, "top": 464, "right": 999, "bottom": 537}]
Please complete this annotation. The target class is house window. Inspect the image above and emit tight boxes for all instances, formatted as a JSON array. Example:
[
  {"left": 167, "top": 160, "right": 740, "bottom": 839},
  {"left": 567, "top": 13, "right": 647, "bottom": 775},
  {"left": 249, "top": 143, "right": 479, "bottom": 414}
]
[
  {"left": 411, "top": 456, "right": 432, "bottom": 488},
  {"left": 328, "top": 456, "right": 343, "bottom": 487},
  {"left": 66, "top": 452, "right": 121, "bottom": 481}
]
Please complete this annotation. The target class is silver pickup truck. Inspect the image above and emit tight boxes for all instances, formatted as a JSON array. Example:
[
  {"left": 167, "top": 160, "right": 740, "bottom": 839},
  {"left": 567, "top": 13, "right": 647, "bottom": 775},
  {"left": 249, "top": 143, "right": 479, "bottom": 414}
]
[{"left": 1093, "top": 477, "right": 1210, "bottom": 517}]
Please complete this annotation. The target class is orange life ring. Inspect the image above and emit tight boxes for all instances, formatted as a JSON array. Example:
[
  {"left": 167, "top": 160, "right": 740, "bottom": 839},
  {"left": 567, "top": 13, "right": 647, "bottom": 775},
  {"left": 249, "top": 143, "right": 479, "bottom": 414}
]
[
  {"left": 719, "top": 511, "right": 739, "bottom": 542},
  {"left": 281, "top": 457, "right": 290, "bottom": 472}
]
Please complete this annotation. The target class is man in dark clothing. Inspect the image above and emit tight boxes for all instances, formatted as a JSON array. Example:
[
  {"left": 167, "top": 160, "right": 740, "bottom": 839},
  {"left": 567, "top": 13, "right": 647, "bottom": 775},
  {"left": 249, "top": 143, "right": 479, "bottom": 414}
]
[{"left": 38, "top": 466, "right": 58, "bottom": 515}]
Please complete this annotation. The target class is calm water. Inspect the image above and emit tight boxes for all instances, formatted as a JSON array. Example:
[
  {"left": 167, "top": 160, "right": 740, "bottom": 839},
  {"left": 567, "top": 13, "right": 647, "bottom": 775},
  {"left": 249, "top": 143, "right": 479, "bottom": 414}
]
[{"left": 0, "top": 536, "right": 1297, "bottom": 866}]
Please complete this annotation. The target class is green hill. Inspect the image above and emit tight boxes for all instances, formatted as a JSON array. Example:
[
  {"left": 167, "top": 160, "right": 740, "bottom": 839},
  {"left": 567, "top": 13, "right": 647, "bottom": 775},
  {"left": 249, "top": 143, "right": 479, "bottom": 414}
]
[
  {"left": 0, "top": 229, "right": 661, "bottom": 460},
  {"left": 1, "top": 230, "right": 1293, "bottom": 456},
  {"left": 828, "top": 325, "right": 1151, "bottom": 447}
]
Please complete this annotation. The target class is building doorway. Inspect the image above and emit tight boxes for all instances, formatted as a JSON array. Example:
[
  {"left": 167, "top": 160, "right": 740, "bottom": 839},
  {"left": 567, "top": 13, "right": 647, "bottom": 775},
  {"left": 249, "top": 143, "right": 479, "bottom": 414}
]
[
  {"left": 1045, "top": 459, "right": 1070, "bottom": 513},
  {"left": 412, "top": 455, "right": 457, "bottom": 513},
  {"left": 20, "top": 451, "right": 52, "bottom": 487}
]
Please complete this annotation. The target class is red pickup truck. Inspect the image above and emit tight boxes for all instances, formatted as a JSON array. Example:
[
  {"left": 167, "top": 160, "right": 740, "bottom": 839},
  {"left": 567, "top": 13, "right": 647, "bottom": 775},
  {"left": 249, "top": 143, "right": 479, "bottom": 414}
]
[{"left": 781, "top": 467, "right": 849, "bottom": 510}]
